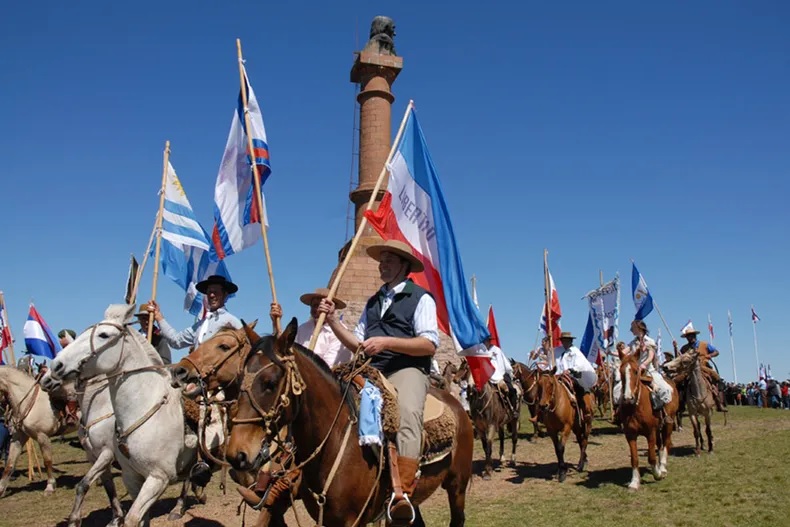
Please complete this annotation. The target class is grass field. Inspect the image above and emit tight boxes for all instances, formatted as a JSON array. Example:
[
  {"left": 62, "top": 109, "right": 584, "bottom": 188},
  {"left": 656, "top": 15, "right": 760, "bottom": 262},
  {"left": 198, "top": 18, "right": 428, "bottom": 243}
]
[{"left": 1, "top": 406, "right": 788, "bottom": 526}]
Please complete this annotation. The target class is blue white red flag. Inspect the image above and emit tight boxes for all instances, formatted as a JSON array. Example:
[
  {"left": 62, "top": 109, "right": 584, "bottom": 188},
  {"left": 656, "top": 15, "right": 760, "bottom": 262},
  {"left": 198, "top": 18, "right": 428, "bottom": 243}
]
[
  {"left": 540, "top": 271, "right": 562, "bottom": 345},
  {"left": 211, "top": 63, "right": 271, "bottom": 260},
  {"left": 751, "top": 307, "right": 760, "bottom": 323},
  {"left": 631, "top": 262, "right": 654, "bottom": 321},
  {"left": 158, "top": 161, "right": 233, "bottom": 316},
  {"left": 364, "top": 105, "right": 493, "bottom": 389},
  {"left": 23, "top": 305, "right": 61, "bottom": 360}
]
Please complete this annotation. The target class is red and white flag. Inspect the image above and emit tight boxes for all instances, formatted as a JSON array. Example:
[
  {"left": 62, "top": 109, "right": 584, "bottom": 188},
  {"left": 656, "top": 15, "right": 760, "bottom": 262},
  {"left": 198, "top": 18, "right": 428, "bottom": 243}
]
[
  {"left": 487, "top": 305, "right": 501, "bottom": 349},
  {"left": 540, "top": 271, "right": 562, "bottom": 345},
  {"left": 708, "top": 314, "right": 715, "bottom": 341}
]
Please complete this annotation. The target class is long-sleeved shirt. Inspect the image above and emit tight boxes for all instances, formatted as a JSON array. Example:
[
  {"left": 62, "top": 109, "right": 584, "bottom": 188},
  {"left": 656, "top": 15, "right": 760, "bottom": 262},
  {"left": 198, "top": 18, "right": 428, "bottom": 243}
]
[
  {"left": 488, "top": 345, "right": 513, "bottom": 383},
  {"left": 553, "top": 345, "right": 597, "bottom": 391},
  {"left": 158, "top": 307, "right": 242, "bottom": 350},
  {"left": 295, "top": 318, "right": 352, "bottom": 368}
]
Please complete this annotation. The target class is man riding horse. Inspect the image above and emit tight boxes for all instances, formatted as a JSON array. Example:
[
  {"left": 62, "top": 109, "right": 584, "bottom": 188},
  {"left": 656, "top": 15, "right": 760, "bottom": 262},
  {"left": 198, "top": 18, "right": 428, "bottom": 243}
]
[
  {"left": 553, "top": 332, "right": 597, "bottom": 421},
  {"left": 487, "top": 337, "right": 520, "bottom": 418},
  {"left": 677, "top": 323, "right": 726, "bottom": 413},
  {"left": 319, "top": 239, "right": 438, "bottom": 526}
]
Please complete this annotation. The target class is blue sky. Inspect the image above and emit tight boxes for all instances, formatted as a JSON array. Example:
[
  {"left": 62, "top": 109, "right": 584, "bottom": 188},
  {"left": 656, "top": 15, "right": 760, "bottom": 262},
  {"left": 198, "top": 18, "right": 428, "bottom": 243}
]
[{"left": 1, "top": 2, "right": 787, "bottom": 381}]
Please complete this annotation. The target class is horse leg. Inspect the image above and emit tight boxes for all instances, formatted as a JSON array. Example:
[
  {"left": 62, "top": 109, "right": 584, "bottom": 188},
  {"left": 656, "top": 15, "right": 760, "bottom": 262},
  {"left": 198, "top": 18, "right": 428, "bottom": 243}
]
[
  {"left": 480, "top": 427, "right": 492, "bottom": 480},
  {"left": 658, "top": 425, "right": 669, "bottom": 479},
  {"left": 498, "top": 426, "right": 505, "bottom": 466},
  {"left": 574, "top": 421, "right": 589, "bottom": 473},
  {"left": 412, "top": 506, "right": 426, "bottom": 527},
  {"left": 68, "top": 447, "right": 117, "bottom": 527},
  {"left": 690, "top": 414, "right": 701, "bottom": 456},
  {"left": 35, "top": 433, "right": 56, "bottom": 494},
  {"left": 124, "top": 474, "right": 168, "bottom": 527},
  {"left": 0, "top": 431, "right": 27, "bottom": 498},
  {"left": 445, "top": 475, "right": 467, "bottom": 527},
  {"left": 647, "top": 428, "right": 660, "bottom": 481},
  {"left": 705, "top": 413, "right": 714, "bottom": 453},
  {"left": 167, "top": 479, "right": 191, "bottom": 521},
  {"left": 99, "top": 468, "right": 125, "bottom": 527},
  {"left": 509, "top": 418, "right": 518, "bottom": 466},
  {"left": 626, "top": 435, "right": 640, "bottom": 490}
]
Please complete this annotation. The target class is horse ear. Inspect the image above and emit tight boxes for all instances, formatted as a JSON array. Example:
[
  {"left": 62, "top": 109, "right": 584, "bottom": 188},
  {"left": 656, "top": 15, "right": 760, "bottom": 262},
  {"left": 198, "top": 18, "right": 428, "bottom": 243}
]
[
  {"left": 550, "top": 366, "right": 557, "bottom": 375},
  {"left": 241, "top": 319, "right": 261, "bottom": 344},
  {"left": 276, "top": 317, "right": 298, "bottom": 355}
]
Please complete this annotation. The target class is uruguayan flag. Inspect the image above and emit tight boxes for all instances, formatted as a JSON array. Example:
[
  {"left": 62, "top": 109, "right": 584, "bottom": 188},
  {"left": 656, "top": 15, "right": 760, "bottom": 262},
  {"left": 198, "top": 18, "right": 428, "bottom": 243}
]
[
  {"left": 158, "top": 162, "right": 232, "bottom": 315},
  {"left": 631, "top": 262, "right": 654, "bottom": 321}
]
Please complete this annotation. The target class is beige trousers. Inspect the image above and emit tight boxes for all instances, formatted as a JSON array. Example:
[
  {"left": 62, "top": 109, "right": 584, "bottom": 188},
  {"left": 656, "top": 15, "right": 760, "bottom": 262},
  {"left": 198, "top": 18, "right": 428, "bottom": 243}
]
[{"left": 387, "top": 367, "right": 429, "bottom": 459}]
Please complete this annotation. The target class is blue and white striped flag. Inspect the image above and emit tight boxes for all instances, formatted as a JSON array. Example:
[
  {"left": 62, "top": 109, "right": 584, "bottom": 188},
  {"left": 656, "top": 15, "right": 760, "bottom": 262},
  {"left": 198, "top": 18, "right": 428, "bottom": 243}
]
[
  {"left": 631, "top": 262, "right": 654, "bottom": 321},
  {"left": 158, "top": 162, "right": 232, "bottom": 316}
]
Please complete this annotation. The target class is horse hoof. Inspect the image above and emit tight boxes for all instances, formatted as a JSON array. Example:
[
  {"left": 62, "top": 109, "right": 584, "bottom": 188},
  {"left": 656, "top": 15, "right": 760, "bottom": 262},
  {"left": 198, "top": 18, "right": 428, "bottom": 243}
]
[
  {"left": 558, "top": 472, "right": 567, "bottom": 483},
  {"left": 627, "top": 484, "right": 639, "bottom": 491},
  {"left": 482, "top": 472, "right": 492, "bottom": 481},
  {"left": 198, "top": 493, "right": 207, "bottom": 505},
  {"left": 44, "top": 487, "right": 55, "bottom": 496},
  {"left": 577, "top": 462, "right": 586, "bottom": 473},
  {"left": 167, "top": 513, "right": 183, "bottom": 521}
]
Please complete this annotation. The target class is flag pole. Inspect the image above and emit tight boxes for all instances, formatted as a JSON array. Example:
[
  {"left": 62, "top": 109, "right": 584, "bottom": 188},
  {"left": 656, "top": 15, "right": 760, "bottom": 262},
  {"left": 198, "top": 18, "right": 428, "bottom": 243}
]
[
  {"left": 543, "top": 249, "right": 555, "bottom": 368},
  {"left": 728, "top": 310, "right": 737, "bottom": 384},
  {"left": 0, "top": 291, "right": 16, "bottom": 365},
  {"left": 307, "top": 100, "right": 414, "bottom": 351},
  {"left": 751, "top": 305, "right": 760, "bottom": 379},
  {"left": 148, "top": 140, "right": 170, "bottom": 342},
  {"left": 131, "top": 215, "right": 159, "bottom": 305},
  {"left": 236, "top": 39, "right": 280, "bottom": 334}
]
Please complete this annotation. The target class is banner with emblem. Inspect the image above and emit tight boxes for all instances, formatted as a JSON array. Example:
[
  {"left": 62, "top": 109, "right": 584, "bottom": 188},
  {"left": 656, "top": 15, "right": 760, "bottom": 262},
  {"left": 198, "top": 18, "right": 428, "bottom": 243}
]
[{"left": 579, "top": 275, "right": 620, "bottom": 364}]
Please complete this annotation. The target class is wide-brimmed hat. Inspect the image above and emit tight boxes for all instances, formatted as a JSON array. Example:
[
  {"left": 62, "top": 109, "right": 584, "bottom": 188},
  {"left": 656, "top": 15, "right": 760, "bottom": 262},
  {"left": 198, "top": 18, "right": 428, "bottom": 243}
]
[
  {"left": 366, "top": 240, "right": 424, "bottom": 273},
  {"left": 196, "top": 275, "right": 238, "bottom": 295},
  {"left": 680, "top": 323, "right": 700, "bottom": 338},
  {"left": 559, "top": 331, "right": 575, "bottom": 340},
  {"left": 299, "top": 288, "right": 346, "bottom": 310}
]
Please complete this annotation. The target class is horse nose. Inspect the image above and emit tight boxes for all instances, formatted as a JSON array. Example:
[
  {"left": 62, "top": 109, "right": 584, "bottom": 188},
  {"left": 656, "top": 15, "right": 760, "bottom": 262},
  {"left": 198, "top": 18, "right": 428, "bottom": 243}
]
[
  {"left": 231, "top": 451, "right": 250, "bottom": 471},
  {"left": 52, "top": 360, "right": 65, "bottom": 376},
  {"left": 173, "top": 366, "right": 189, "bottom": 382}
]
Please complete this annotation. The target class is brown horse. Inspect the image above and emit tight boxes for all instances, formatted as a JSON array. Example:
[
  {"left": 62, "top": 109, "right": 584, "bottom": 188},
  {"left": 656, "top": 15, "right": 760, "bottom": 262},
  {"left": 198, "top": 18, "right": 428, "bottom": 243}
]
[
  {"left": 535, "top": 368, "right": 592, "bottom": 482},
  {"left": 618, "top": 350, "right": 679, "bottom": 490},
  {"left": 512, "top": 361, "right": 542, "bottom": 439},
  {"left": 592, "top": 364, "right": 612, "bottom": 419},
  {"left": 226, "top": 319, "right": 473, "bottom": 527},
  {"left": 662, "top": 350, "right": 714, "bottom": 455},
  {"left": 455, "top": 359, "right": 520, "bottom": 479}
]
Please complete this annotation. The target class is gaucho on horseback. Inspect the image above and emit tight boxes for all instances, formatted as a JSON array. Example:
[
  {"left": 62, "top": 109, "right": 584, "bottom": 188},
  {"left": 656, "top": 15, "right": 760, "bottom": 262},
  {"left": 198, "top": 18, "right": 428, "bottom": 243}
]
[
  {"left": 319, "top": 239, "right": 438, "bottom": 525},
  {"left": 553, "top": 331, "right": 597, "bottom": 420},
  {"left": 677, "top": 323, "right": 727, "bottom": 413}
]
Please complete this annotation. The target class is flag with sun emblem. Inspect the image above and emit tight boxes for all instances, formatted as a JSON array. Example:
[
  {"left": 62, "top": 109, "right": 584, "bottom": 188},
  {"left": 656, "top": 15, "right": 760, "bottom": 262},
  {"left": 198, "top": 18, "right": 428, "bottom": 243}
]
[{"left": 631, "top": 262, "right": 654, "bottom": 321}]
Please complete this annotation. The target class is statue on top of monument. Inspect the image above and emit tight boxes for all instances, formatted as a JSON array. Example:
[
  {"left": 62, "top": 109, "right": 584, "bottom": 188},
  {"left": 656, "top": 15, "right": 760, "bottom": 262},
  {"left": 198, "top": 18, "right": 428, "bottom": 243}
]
[{"left": 364, "top": 16, "right": 397, "bottom": 56}]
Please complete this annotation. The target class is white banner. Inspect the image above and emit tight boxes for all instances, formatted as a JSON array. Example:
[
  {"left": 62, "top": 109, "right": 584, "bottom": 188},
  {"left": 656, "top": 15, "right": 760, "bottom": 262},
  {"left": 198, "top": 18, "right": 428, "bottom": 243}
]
[{"left": 582, "top": 275, "right": 620, "bottom": 363}]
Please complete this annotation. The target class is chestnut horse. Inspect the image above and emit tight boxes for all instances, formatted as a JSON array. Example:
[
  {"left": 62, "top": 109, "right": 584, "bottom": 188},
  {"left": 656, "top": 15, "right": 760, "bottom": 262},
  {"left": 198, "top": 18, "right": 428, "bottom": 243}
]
[
  {"left": 512, "top": 361, "right": 542, "bottom": 439},
  {"left": 455, "top": 359, "right": 520, "bottom": 479},
  {"left": 226, "top": 319, "right": 473, "bottom": 527},
  {"left": 618, "top": 350, "right": 679, "bottom": 490},
  {"left": 592, "top": 364, "right": 612, "bottom": 419},
  {"left": 535, "top": 368, "right": 592, "bottom": 482}
]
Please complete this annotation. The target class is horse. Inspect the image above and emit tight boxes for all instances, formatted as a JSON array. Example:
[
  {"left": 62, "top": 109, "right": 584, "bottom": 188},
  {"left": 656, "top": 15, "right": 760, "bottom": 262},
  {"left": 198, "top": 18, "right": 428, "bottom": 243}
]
[
  {"left": 40, "top": 371, "right": 125, "bottom": 527},
  {"left": 618, "top": 349, "right": 678, "bottom": 490},
  {"left": 0, "top": 365, "right": 79, "bottom": 497},
  {"left": 455, "top": 359, "right": 520, "bottom": 479},
  {"left": 225, "top": 318, "right": 473, "bottom": 527},
  {"left": 512, "top": 361, "right": 542, "bottom": 439},
  {"left": 535, "top": 368, "right": 592, "bottom": 482},
  {"left": 662, "top": 350, "right": 714, "bottom": 455},
  {"left": 592, "top": 364, "right": 612, "bottom": 419},
  {"left": 42, "top": 304, "right": 199, "bottom": 527}
]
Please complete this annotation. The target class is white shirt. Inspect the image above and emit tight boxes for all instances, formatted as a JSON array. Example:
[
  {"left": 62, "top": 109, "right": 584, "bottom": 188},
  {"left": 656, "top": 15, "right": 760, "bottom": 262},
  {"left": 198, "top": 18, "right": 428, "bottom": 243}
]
[
  {"left": 159, "top": 307, "right": 242, "bottom": 350},
  {"left": 431, "top": 358, "right": 441, "bottom": 375},
  {"left": 628, "top": 336, "right": 657, "bottom": 372},
  {"left": 295, "top": 318, "right": 352, "bottom": 368},
  {"left": 353, "top": 280, "right": 440, "bottom": 347},
  {"left": 553, "top": 345, "right": 597, "bottom": 391},
  {"left": 488, "top": 345, "right": 513, "bottom": 383}
]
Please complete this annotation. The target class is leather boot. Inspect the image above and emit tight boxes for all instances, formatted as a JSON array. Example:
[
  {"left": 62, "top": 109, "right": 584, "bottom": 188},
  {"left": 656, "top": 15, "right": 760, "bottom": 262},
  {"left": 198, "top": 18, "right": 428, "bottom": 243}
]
[{"left": 389, "top": 457, "right": 419, "bottom": 526}]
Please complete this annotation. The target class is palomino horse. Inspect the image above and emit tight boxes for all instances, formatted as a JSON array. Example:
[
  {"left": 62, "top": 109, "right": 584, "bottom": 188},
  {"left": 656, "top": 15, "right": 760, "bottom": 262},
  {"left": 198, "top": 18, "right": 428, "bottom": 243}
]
[
  {"left": 42, "top": 304, "right": 198, "bottom": 527},
  {"left": 535, "top": 368, "right": 592, "bottom": 482},
  {"left": 0, "top": 366, "right": 77, "bottom": 497},
  {"left": 663, "top": 350, "right": 714, "bottom": 455},
  {"left": 618, "top": 350, "right": 679, "bottom": 490},
  {"left": 226, "top": 318, "right": 473, "bottom": 527},
  {"left": 512, "top": 361, "right": 542, "bottom": 439},
  {"left": 455, "top": 359, "right": 520, "bottom": 479},
  {"left": 40, "top": 371, "right": 125, "bottom": 527}
]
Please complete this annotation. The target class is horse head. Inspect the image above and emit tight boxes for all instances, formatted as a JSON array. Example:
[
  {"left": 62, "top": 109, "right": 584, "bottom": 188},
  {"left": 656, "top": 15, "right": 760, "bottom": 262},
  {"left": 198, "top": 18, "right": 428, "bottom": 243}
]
[
  {"left": 43, "top": 304, "right": 139, "bottom": 390},
  {"left": 618, "top": 349, "right": 642, "bottom": 405},
  {"left": 171, "top": 320, "right": 258, "bottom": 398},
  {"left": 226, "top": 317, "right": 302, "bottom": 473},
  {"left": 536, "top": 368, "right": 557, "bottom": 410},
  {"left": 662, "top": 350, "right": 698, "bottom": 378},
  {"left": 451, "top": 358, "right": 470, "bottom": 386}
]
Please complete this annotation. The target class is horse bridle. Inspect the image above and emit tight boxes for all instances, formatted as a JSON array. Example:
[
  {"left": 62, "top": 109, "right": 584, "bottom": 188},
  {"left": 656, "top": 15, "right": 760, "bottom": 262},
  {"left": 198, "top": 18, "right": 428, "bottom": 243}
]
[{"left": 180, "top": 328, "right": 249, "bottom": 396}]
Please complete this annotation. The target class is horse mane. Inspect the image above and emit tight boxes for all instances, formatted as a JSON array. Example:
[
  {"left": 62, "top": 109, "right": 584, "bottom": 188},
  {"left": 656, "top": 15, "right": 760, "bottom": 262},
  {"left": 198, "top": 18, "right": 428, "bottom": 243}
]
[
  {"left": 249, "top": 334, "right": 337, "bottom": 385},
  {"left": 0, "top": 365, "right": 35, "bottom": 390}
]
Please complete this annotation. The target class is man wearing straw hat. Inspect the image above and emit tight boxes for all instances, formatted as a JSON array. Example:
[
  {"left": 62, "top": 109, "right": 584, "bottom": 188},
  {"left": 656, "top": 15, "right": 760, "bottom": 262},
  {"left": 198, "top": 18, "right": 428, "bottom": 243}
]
[
  {"left": 269, "top": 289, "right": 352, "bottom": 368},
  {"left": 146, "top": 275, "right": 242, "bottom": 351},
  {"left": 678, "top": 322, "right": 726, "bottom": 412},
  {"left": 553, "top": 331, "right": 597, "bottom": 421},
  {"left": 132, "top": 309, "right": 172, "bottom": 365},
  {"left": 318, "top": 239, "right": 438, "bottom": 525}
]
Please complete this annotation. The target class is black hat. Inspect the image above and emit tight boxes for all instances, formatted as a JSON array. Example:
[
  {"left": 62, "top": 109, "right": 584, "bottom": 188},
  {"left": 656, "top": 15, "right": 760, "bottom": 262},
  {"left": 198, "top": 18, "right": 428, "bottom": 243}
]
[{"left": 196, "top": 275, "right": 238, "bottom": 295}]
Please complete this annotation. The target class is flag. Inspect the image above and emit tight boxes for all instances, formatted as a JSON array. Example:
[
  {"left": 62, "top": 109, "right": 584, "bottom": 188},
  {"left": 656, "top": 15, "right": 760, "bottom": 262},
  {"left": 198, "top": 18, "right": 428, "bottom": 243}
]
[
  {"left": 158, "top": 161, "right": 233, "bottom": 316},
  {"left": 579, "top": 276, "right": 619, "bottom": 363},
  {"left": 487, "top": 305, "right": 501, "bottom": 348},
  {"left": 0, "top": 301, "right": 11, "bottom": 354},
  {"left": 631, "top": 262, "right": 654, "bottom": 320},
  {"left": 656, "top": 328, "right": 663, "bottom": 366},
  {"left": 125, "top": 255, "right": 139, "bottom": 304},
  {"left": 211, "top": 64, "right": 271, "bottom": 260},
  {"left": 364, "top": 105, "right": 493, "bottom": 389},
  {"left": 751, "top": 307, "right": 760, "bottom": 323},
  {"left": 708, "top": 314, "right": 715, "bottom": 341},
  {"left": 23, "top": 305, "right": 61, "bottom": 360},
  {"left": 680, "top": 320, "right": 694, "bottom": 336},
  {"left": 540, "top": 271, "right": 562, "bottom": 345},
  {"left": 728, "top": 310, "right": 733, "bottom": 337}
]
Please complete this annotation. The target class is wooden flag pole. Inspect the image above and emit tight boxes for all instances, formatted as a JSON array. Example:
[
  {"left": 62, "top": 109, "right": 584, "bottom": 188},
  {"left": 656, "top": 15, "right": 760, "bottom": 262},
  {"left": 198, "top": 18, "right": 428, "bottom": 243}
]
[
  {"left": 131, "top": 216, "right": 159, "bottom": 305},
  {"left": 543, "top": 249, "right": 555, "bottom": 368},
  {"left": 148, "top": 141, "right": 170, "bottom": 342},
  {"left": 307, "top": 100, "right": 414, "bottom": 351},
  {"left": 0, "top": 291, "right": 16, "bottom": 365},
  {"left": 236, "top": 38, "right": 280, "bottom": 335}
]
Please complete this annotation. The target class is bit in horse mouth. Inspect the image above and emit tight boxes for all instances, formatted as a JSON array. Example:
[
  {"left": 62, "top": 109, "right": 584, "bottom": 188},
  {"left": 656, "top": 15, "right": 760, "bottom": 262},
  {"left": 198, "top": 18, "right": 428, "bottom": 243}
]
[{"left": 182, "top": 382, "right": 202, "bottom": 398}]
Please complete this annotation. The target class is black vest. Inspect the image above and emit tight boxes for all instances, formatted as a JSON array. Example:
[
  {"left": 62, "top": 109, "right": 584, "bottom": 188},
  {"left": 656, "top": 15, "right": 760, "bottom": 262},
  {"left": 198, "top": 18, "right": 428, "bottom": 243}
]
[{"left": 364, "top": 280, "right": 433, "bottom": 375}]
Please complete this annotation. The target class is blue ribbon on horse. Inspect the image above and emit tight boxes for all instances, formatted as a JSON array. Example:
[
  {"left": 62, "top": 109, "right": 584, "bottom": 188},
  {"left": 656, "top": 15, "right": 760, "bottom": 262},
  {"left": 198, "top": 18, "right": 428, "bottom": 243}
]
[{"left": 359, "top": 380, "right": 383, "bottom": 446}]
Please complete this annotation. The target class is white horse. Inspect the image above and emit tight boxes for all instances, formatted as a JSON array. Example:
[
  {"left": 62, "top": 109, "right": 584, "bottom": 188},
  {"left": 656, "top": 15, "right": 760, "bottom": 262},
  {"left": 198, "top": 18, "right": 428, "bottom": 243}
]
[
  {"left": 42, "top": 304, "right": 196, "bottom": 527},
  {"left": 0, "top": 365, "right": 77, "bottom": 497}
]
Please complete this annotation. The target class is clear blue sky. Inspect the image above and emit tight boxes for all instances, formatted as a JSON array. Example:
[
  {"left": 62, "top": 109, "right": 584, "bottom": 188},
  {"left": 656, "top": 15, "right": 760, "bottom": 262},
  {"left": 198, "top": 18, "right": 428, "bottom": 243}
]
[{"left": 1, "top": 1, "right": 787, "bottom": 381}]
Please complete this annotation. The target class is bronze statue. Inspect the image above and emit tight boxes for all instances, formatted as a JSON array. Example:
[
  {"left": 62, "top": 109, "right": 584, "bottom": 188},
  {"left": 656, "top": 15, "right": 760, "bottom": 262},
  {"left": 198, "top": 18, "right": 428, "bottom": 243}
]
[{"left": 364, "top": 15, "right": 396, "bottom": 56}]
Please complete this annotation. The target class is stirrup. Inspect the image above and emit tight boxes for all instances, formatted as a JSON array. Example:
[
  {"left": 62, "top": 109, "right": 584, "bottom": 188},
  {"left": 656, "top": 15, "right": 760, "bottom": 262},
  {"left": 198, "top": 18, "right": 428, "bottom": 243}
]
[{"left": 386, "top": 491, "right": 416, "bottom": 525}]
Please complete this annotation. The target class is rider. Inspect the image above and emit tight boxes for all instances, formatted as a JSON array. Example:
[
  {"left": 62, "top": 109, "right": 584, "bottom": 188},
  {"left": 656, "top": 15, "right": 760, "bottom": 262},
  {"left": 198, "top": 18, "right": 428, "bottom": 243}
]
[
  {"left": 146, "top": 275, "right": 242, "bottom": 350},
  {"left": 529, "top": 337, "right": 553, "bottom": 371},
  {"left": 628, "top": 320, "right": 673, "bottom": 422},
  {"left": 319, "top": 239, "right": 438, "bottom": 526},
  {"left": 269, "top": 288, "right": 352, "bottom": 368},
  {"left": 55, "top": 329, "right": 80, "bottom": 425},
  {"left": 553, "top": 332, "right": 597, "bottom": 420},
  {"left": 677, "top": 323, "right": 726, "bottom": 412},
  {"left": 487, "top": 337, "right": 519, "bottom": 417},
  {"left": 133, "top": 310, "right": 172, "bottom": 365}
]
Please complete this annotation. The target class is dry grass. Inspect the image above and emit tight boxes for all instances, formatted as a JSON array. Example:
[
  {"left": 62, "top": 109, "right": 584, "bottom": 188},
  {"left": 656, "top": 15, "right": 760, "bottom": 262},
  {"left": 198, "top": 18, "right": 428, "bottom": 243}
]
[{"left": 1, "top": 406, "right": 788, "bottom": 526}]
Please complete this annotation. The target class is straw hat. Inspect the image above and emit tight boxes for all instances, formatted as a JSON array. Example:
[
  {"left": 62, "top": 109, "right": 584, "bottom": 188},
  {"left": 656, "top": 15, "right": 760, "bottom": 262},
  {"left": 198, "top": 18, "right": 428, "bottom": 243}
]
[
  {"left": 366, "top": 240, "right": 424, "bottom": 273},
  {"left": 299, "top": 288, "right": 346, "bottom": 310},
  {"left": 559, "top": 331, "right": 576, "bottom": 340}
]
